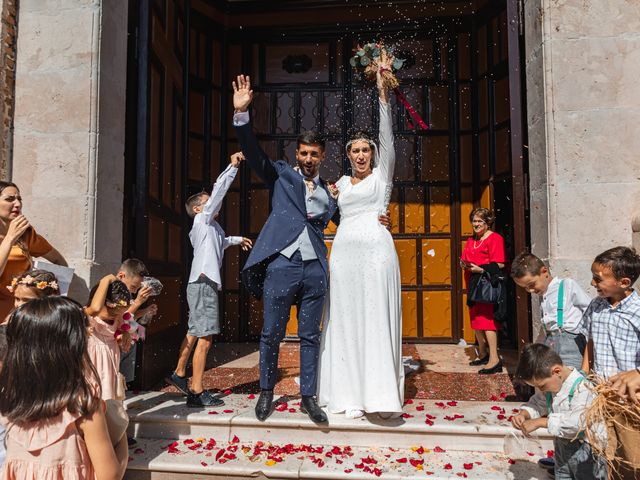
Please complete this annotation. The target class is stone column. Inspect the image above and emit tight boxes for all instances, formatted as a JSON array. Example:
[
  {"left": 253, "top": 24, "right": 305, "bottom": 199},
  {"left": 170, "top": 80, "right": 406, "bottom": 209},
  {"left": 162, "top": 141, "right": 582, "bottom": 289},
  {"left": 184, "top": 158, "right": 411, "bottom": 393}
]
[
  {"left": 525, "top": 0, "right": 640, "bottom": 295},
  {"left": 11, "top": 0, "right": 128, "bottom": 299}
]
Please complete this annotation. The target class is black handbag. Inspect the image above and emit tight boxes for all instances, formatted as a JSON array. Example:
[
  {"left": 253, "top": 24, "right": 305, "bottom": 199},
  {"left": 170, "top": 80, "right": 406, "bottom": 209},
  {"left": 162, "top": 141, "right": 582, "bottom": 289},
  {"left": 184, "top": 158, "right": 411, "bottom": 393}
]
[{"left": 468, "top": 272, "right": 504, "bottom": 304}]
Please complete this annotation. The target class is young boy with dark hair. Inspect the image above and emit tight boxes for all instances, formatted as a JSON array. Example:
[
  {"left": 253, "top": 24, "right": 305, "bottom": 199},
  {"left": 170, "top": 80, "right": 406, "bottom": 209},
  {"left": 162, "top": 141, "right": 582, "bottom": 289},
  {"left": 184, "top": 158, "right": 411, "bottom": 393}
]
[
  {"left": 166, "top": 152, "right": 252, "bottom": 407},
  {"left": 581, "top": 246, "right": 640, "bottom": 478},
  {"left": 511, "top": 252, "right": 591, "bottom": 369},
  {"left": 511, "top": 343, "right": 607, "bottom": 480}
]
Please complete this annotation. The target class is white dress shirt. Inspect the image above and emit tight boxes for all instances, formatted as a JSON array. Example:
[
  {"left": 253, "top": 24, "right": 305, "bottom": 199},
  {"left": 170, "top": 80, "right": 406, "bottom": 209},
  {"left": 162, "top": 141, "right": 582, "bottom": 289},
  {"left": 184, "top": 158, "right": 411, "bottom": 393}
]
[
  {"left": 520, "top": 368, "right": 605, "bottom": 442},
  {"left": 540, "top": 277, "right": 592, "bottom": 334},
  {"left": 188, "top": 163, "right": 242, "bottom": 288}
]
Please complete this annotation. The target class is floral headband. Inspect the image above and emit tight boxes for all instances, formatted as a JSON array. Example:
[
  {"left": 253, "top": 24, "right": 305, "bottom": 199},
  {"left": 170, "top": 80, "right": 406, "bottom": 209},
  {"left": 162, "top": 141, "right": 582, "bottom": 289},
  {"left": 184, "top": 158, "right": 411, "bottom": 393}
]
[
  {"left": 7, "top": 275, "right": 59, "bottom": 293},
  {"left": 345, "top": 137, "right": 376, "bottom": 153},
  {"left": 105, "top": 299, "right": 131, "bottom": 308}
]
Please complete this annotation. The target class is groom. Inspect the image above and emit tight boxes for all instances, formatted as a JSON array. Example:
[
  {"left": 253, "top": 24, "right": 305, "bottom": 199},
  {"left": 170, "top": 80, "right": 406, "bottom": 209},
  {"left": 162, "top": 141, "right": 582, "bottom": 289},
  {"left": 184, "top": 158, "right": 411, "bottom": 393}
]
[{"left": 232, "top": 75, "right": 339, "bottom": 423}]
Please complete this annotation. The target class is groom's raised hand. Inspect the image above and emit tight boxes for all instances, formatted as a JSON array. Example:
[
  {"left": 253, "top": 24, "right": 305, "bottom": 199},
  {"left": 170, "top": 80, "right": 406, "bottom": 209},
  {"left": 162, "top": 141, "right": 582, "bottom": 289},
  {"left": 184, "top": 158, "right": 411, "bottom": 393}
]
[{"left": 232, "top": 74, "right": 253, "bottom": 113}]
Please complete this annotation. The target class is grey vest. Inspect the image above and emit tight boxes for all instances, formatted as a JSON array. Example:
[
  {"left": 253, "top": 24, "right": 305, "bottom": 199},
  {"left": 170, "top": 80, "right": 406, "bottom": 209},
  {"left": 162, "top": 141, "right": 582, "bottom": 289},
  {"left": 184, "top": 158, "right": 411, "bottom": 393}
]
[{"left": 280, "top": 182, "right": 330, "bottom": 260}]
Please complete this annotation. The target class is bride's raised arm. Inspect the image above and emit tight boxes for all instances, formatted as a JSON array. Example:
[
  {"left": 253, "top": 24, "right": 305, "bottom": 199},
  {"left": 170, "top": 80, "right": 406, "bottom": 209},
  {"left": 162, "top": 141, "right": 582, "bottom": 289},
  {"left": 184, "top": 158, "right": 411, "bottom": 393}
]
[{"left": 376, "top": 67, "right": 395, "bottom": 184}]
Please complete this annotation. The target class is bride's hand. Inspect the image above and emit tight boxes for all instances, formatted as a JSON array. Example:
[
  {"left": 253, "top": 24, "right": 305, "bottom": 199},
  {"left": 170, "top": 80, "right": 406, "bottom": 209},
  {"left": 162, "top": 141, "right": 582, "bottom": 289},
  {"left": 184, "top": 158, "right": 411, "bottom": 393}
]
[{"left": 376, "top": 57, "right": 393, "bottom": 102}]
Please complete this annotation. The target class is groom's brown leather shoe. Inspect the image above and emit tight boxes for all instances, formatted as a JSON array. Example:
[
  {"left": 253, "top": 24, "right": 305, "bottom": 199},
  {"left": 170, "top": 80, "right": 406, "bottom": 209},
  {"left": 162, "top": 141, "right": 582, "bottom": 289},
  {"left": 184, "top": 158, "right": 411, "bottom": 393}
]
[
  {"left": 300, "top": 396, "right": 328, "bottom": 424},
  {"left": 255, "top": 390, "right": 273, "bottom": 421}
]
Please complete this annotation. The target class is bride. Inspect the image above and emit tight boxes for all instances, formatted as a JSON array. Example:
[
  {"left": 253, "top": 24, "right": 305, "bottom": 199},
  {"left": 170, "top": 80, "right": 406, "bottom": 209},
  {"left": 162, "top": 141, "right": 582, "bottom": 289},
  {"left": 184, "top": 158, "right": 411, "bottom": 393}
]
[{"left": 317, "top": 59, "right": 404, "bottom": 418}]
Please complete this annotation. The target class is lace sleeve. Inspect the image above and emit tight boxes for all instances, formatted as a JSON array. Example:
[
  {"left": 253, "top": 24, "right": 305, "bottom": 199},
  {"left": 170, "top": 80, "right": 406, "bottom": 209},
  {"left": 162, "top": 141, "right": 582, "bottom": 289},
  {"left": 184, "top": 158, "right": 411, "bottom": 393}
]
[{"left": 377, "top": 99, "right": 396, "bottom": 184}]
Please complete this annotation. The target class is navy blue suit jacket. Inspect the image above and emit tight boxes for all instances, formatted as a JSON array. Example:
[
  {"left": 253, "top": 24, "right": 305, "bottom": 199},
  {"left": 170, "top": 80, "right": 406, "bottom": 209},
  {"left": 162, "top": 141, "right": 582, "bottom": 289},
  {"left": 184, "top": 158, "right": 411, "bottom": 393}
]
[{"left": 234, "top": 122, "right": 340, "bottom": 298}]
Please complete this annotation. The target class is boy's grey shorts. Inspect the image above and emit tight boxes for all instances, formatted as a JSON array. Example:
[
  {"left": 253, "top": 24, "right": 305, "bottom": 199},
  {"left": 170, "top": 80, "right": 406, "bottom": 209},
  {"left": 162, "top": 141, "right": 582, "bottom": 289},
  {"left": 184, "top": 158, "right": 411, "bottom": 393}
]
[
  {"left": 544, "top": 330, "right": 586, "bottom": 370},
  {"left": 186, "top": 278, "right": 220, "bottom": 337}
]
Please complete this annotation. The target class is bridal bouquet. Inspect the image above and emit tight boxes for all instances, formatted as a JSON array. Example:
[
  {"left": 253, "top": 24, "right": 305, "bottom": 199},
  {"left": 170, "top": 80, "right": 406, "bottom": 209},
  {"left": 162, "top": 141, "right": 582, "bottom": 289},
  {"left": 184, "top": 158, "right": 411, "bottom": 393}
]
[
  {"left": 350, "top": 42, "right": 406, "bottom": 90},
  {"left": 350, "top": 42, "right": 428, "bottom": 131}
]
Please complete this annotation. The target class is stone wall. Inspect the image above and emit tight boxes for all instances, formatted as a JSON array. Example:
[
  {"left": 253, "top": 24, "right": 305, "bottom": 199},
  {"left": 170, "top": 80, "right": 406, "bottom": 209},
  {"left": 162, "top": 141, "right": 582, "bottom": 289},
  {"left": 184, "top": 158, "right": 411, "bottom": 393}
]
[
  {"left": 11, "top": 0, "right": 128, "bottom": 299},
  {"left": 525, "top": 0, "right": 640, "bottom": 309},
  {"left": 0, "top": 0, "right": 17, "bottom": 179}
]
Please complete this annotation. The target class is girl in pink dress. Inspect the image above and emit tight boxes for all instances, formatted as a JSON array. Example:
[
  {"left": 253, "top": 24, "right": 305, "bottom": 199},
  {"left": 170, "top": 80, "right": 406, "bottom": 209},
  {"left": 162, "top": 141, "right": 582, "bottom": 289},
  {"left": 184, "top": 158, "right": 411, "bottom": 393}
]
[
  {"left": 0, "top": 296, "right": 127, "bottom": 479},
  {"left": 460, "top": 208, "right": 506, "bottom": 374},
  {"left": 84, "top": 277, "right": 133, "bottom": 401}
]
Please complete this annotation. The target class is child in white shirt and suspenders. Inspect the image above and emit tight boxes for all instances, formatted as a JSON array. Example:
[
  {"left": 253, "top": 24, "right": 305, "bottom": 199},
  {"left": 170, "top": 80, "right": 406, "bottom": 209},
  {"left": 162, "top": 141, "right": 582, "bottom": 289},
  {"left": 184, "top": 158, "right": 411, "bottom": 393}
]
[
  {"left": 512, "top": 344, "right": 607, "bottom": 480},
  {"left": 511, "top": 252, "right": 591, "bottom": 369}
]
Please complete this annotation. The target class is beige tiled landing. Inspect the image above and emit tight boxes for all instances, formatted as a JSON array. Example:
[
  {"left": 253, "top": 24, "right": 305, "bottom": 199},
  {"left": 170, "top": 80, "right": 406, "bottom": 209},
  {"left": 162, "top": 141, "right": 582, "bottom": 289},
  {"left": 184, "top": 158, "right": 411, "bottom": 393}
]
[{"left": 125, "top": 438, "right": 548, "bottom": 479}]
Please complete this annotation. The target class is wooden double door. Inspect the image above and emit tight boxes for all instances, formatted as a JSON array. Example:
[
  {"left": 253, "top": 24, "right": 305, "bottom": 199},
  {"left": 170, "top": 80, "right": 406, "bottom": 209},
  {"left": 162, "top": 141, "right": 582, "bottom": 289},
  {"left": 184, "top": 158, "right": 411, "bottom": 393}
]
[{"left": 126, "top": 0, "right": 527, "bottom": 386}]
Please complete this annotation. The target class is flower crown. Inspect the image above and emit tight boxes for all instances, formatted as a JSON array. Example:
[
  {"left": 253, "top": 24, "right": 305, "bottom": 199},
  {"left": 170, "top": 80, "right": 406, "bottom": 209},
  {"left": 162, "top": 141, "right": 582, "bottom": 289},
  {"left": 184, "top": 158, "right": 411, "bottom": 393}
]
[
  {"left": 7, "top": 275, "right": 59, "bottom": 293},
  {"left": 345, "top": 137, "right": 376, "bottom": 153},
  {"left": 105, "top": 299, "right": 131, "bottom": 308}
]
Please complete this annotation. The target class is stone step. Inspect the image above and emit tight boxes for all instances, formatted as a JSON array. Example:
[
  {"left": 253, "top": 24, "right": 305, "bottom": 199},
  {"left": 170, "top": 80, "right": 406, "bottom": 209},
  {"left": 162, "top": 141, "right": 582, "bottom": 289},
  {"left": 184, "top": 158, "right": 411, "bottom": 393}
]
[
  {"left": 125, "top": 392, "right": 554, "bottom": 453},
  {"left": 124, "top": 437, "right": 549, "bottom": 479}
]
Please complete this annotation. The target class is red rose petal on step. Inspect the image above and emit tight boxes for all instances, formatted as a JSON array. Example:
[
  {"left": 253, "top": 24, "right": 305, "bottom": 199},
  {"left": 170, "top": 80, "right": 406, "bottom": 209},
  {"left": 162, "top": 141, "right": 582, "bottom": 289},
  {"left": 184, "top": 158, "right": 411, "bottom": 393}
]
[
  {"left": 224, "top": 453, "right": 237, "bottom": 460},
  {"left": 490, "top": 394, "right": 499, "bottom": 401},
  {"left": 183, "top": 439, "right": 194, "bottom": 444},
  {"left": 223, "top": 409, "right": 234, "bottom": 413},
  {"left": 433, "top": 446, "right": 446, "bottom": 453},
  {"left": 547, "top": 450, "right": 555, "bottom": 458},
  {"left": 425, "top": 419, "right": 434, "bottom": 426},
  {"left": 447, "top": 401, "right": 458, "bottom": 407},
  {"left": 416, "top": 446, "right": 425, "bottom": 454},
  {"left": 231, "top": 435, "right": 240, "bottom": 444},
  {"left": 497, "top": 414, "right": 506, "bottom": 420},
  {"left": 491, "top": 405, "right": 502, "bottom": 411},
  {"left": 457, "top": 473, "right": 468, "bottom": 478},
  {"left": 215, "top": 449, "right": 225, "bottom": 461},
  {"left": 373, "top": 467, "right": 382, "bottom": 477},
  {"left": 426, "top": 414, "right": 436, "bottom": 419},
  {"left": 223, "top": 389, "right": 232, "bottom": 395},
  {"left": 248, "top": 394, "right": 255, "bottom": 399},
  {"left": 409, "top": 458, "right": 424, "bottom": 467},
  {"left": 508, "top": 458, "right": 516, "bottom": 464},
  {"left": 396, "top": 458, "right": 408, "bottom": 463},
  {"left": 444, "top": 463, "right": 453, "bottom": 470},
  {"left": 344, "top": 469, "right": 353, "bottom": 474},
  {"left": 331, "top": 446, "right": 342, "bottom": 455},
  {"left": 426, "top": 472, "right": 434, "bottom": 476},
  {"left": 405, "top": 399, "right": 414, "bottom": 404},
  {"left": 275, "top": 403, "right": 288, "bottom": 412},
  {"left": 208, "top": 411, "right": 218, "bottom": 415},
  {"left": 289, "top": 408, "right": 296, "bottom": 413},
  {"left": 463, "top": 463, "right": 473, "bottom": 470},
  {"left": 200, "top": 461, "right": 208, "bottom": 466},
  {"left": 500, "top": 392, "right": 507, "bottom": 398},
  {"left": 401, "top": 413, "right": 413, "bottom": 418},
  {"left": 416, "top": 405, "right": 425, "bottom": 411},
  {"left": 435, "top": 402, "right": 446, "bottom": 408}
]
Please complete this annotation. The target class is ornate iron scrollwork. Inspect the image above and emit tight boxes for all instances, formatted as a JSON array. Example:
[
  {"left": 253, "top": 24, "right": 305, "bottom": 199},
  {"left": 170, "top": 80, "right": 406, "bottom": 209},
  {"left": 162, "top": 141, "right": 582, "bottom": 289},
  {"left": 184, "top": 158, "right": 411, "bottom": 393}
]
[{"left": 282, "top": 54, "right": 313, "bottom": 74}]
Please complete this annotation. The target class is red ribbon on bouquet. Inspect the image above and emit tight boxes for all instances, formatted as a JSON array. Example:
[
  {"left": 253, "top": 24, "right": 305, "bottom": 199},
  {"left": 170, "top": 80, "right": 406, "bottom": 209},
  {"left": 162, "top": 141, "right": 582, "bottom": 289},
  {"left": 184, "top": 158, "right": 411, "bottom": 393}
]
[{"left": 393, "top": 87, "right": 429, "bottom": 131}]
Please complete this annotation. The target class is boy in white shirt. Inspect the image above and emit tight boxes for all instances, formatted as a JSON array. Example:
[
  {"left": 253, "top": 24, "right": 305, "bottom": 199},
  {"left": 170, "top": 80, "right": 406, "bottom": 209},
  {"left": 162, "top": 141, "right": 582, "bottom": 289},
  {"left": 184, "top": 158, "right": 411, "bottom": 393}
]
[
  {"left": 511, "top": 343, "right": 607, "bottom": 480},
  {"left": 512, "top": 252, "right": 591, "bottom": 369},
  {"left": 166, "top": 152, "right": 252, "bottom": 407}
]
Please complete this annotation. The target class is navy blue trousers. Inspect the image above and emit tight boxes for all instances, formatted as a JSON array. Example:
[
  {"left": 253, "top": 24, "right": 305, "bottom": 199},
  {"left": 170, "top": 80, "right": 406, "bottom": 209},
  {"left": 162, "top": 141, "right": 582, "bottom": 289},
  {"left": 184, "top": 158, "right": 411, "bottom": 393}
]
[{"left": 260, "top": 251, "right": 327, "bottom": 396}]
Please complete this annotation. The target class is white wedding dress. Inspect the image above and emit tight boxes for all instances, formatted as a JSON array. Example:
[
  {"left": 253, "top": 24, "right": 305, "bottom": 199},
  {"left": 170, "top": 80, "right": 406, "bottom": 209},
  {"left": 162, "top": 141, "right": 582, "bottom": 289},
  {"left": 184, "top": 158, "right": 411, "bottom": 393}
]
[{"left": 317, "top": 99, "right": 404, "bottom": 414}]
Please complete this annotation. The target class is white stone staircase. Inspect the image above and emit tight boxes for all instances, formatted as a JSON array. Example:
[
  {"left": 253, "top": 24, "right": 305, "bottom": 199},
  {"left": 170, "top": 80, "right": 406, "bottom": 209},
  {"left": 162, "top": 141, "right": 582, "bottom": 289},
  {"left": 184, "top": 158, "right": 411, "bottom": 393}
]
[{"left": 124, "top": 391, "right": 553, "bottom": 479}]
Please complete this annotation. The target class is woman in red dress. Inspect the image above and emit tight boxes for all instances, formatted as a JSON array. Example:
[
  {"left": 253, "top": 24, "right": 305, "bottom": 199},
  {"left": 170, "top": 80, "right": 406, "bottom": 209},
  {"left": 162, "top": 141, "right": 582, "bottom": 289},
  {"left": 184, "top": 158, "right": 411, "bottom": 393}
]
[{"left": 460, "top": 208, "right": 506, "bottom": 374}]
